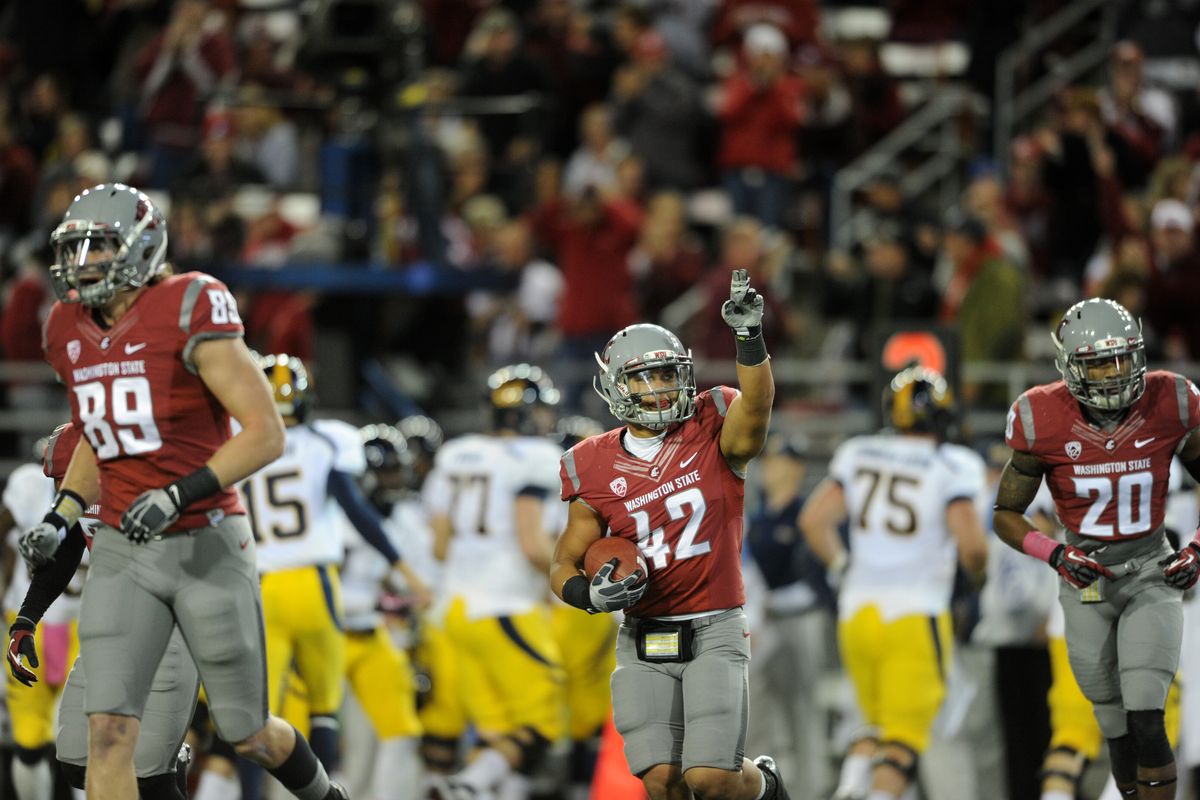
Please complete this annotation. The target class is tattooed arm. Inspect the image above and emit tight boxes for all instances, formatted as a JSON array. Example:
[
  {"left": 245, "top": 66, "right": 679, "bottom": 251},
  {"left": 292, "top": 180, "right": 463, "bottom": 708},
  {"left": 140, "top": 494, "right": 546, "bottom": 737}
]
[{"left": 992, "top": 449, "right": 1048, "bottom": 553}]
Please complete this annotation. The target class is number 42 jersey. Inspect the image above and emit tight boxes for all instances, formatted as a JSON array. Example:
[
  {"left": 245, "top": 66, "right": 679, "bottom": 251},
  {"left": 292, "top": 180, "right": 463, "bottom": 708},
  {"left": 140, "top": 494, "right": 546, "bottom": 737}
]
[
  {"left": 42, "top": 272, "right": 246, "bottom": 532},
  {"left": 1005, "top": 371, "right": 1200, "bottom": 541}
]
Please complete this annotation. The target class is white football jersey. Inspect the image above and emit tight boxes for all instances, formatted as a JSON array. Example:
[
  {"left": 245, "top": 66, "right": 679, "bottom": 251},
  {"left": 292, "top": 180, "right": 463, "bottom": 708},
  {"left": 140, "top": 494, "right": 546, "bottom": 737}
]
[
  {"left": 2, "top": 463, "right": 88, "bottom": 625},
  {"left": 831, "top": 434, "right": 988, "bottom": 620},
  {"left": 425, "top": 434, "right": 562, "bottom": 619},
  {"left": 240, "top": 419, "right": 366, "bottom": 573}
]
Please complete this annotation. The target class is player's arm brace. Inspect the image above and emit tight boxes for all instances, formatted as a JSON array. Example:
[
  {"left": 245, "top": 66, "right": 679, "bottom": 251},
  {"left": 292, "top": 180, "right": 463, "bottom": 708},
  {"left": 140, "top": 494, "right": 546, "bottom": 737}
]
[{"left": 550, "top": 500, "right": 605, "bottom": 611}]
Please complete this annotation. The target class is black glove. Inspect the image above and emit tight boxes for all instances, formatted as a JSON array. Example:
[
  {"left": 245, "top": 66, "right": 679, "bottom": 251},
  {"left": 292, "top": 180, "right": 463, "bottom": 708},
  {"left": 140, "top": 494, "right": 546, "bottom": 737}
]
[
  {"left": 1160, "top": 541, "right": 1200, "bottom": 590},
  {"left": 589, "top": 559, "right": 648, "bottom": 612},
  {"left": 1050, "top": 544, "right": 1113, "bottom": 589},
  {"left": 6, "top": 617, "right": 38, "bottom": 687}
]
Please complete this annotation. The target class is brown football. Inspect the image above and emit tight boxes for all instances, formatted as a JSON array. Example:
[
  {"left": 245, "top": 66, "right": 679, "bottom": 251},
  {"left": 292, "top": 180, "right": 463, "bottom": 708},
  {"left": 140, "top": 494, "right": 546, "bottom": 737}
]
[{"left": 584, "top": 536, "right": 649, "bottom": 582}]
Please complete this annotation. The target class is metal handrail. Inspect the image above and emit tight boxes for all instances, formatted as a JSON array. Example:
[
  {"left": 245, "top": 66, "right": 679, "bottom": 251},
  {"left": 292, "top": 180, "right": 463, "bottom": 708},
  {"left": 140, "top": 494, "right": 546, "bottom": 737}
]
[{"left": 993, "top": 0, "right": 1118, "bottom": 173}]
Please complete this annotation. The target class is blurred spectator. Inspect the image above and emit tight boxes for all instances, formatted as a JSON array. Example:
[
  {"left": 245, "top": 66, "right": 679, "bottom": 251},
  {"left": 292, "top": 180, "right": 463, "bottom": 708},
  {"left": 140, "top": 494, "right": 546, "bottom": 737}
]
[
  {"left": 234, "top": 85, "right": 300, "bottom": 191},
  {"left": 1146, "top": 198, "right": 1200, "bottom": 359},
  {"left": 1004, "top": 136, "right": 1052, "bottom": 277},
  {"left": 651, "top": 0, "right": 720, "bottom": 80},
  {"left": 17, "top": 73, "right": 70, "bottom": 161},
  {"left": 173, "top": 110, "right": 266, "bottom": 205},
  {"left": 1, "top": 258, "right": 52, "bottom": 363},
  {"left": 420, "top": 0, "right": 492, "bottom": 66},
  {"left": 692, "top": 216, "right": 789, "bottom": 359},
  {"left": 529, "top": 182, "right": 642, "bottom": 408},
  {"left": 1099, "top": 41, "right": 1177, "bottom": 158},
  {"left": 717, "top": 23, "right": 804, "bottom": 230},
  {"left": 795, "top": 44, "right": 852, "bottom": 170},
  {"left": 458, "top": 9, "right": 551, "bottom": 183},
  {"left": 939, "top": 216, "right": 1025, "bottom": 405},
  {"left": 461, "top": 194, "right": 509, "bottom": 267},
  {"left": 888, "top": 0, "right": 968, "bottom": 43},
  {"left": 612, "top": 4, "right": 652, "bottom": 58},
  {"left": 628, "top": 191, "right": 708, "bottom": 323},
  {"left": 133, "top": 0, "right": 236, "bottom": 188},
  {"left": 838, "top": 38, "right": 904, "bottom": 158},
  {"left": 711, "top": 0, "right": 819, "bottom": 51},
  {"left": 611, "top": 31, "right": 705, "bottom": 191},
  {"left": 965, "top": 173, "right": 1030, "bottom": 270},
  {"left": 562, "top": 104, "right": 629, "bottom": 199},
  {"left": 0, "top": 115, "right": 40, "bottom": 234}
]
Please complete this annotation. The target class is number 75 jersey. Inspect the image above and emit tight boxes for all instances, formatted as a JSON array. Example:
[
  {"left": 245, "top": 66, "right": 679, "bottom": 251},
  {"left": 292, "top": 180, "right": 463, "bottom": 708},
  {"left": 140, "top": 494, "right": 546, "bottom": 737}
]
[
  {"left": 42, "top": 271, "right": 246, "bottom": 533},
  {"left": 1005, "top": 370, "right": 1200, "bottom": 541},
  {"left": 560, "top": 387, "right": 747, "bottom": 618}
]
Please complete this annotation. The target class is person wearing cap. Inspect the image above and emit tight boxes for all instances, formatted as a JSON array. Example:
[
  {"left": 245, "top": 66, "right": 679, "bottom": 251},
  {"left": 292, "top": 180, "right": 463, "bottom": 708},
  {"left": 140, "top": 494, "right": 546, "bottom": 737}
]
[
  {"left": 743, "top": 433, "right": 836, "bottom": 800},
  {"left": 717, "top": 23, "right": 804, "bottom": 231},
  {"left": 1146, "top": 198, "right": 1200, "bottom": 359}
]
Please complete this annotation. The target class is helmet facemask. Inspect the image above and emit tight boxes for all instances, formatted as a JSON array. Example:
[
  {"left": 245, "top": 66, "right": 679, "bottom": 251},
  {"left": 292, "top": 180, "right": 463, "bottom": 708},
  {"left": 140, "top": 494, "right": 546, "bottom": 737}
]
[
  {"left": 595, "top": 352, "right": 697, "bottom": 432},
  {"left": 1057, "top": 347, "right": 1146, "bottom": 412}
]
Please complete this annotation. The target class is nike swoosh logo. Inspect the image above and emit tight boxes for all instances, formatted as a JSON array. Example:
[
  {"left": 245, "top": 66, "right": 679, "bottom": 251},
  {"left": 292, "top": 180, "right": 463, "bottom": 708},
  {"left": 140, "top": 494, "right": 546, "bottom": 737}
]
[
  {"left": 742, "top": 631, "right": 751, "bottom": 638},
  {"left": 1134, "top": 437, "right": 1156, "bottom": 448},
  {"left": 124, "top": 342, "right": 147, "bottom": 354},
  {"left": 239, "top": 538, "right": 251, "bottom": 550},
  {"left": 680, "top": 452, "right": 699, "bottom": 469}
]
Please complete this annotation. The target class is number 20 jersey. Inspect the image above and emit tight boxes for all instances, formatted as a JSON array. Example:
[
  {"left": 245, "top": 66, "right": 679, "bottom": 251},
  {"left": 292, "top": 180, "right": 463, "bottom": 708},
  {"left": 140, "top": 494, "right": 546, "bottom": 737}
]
[
  {"left": 42, "top": 271, "right": 246, "bottom": 532},
  {"left": 829, "top": 435, "right": 987, "bottom": 620},
  {"left": 1004, "top": 371, "right": 1200, "bottom": 541},
  {"left": 559, "top": 386, "right": 746, "bottom": 619}
]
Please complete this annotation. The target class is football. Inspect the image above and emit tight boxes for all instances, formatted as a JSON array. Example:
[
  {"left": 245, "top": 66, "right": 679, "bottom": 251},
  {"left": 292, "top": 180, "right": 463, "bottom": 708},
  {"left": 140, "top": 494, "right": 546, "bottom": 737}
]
[{"left": 584, "top": 536, "right": 649, "bottom": 582}]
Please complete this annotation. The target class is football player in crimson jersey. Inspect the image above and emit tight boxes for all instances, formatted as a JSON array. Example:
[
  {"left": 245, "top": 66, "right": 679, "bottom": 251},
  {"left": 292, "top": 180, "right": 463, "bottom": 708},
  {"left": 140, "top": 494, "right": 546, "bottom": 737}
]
[
  {"left": 9, "top": 422, "right": 197, "bottom": 800},
  {"left": 20, "top": 184, "right": 346, "bottom": 800},
  {"left": 551, "top": 270, "right": 791, "bottom": 800},
  {"left": 993, "top": 298, "right": 1200, "bottom": 799}
]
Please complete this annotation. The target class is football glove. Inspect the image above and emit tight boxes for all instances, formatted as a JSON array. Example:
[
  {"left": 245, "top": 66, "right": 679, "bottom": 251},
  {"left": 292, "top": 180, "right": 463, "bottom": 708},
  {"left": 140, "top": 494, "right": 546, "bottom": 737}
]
[
  {"left": 6, "top": 617, "right": 38, "bottom": 687},
  {"left": 589, "top": 558, "right": 648, "bottom": 613},
  {"left": 1160, "top": 541, "right": 1200, "bottom": 590},
  {"left": 121, "top": 486, "right": 183, "bottom": 544},
  {"left": 1050, "top": 543, "right": 1113, "bottom": 589},
  {"left": 19, "top": 520, "right": 65, "bottom": 573},
  {"left": 720, "top": 268, "right": 765, "bottom": 338}
]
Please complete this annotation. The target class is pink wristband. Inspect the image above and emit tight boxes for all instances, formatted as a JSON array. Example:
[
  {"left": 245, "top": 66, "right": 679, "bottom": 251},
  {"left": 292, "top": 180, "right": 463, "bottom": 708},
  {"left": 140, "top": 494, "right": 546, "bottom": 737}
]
[{"left": 1022, "top": 530, "right": 1060, "bottom": 563}]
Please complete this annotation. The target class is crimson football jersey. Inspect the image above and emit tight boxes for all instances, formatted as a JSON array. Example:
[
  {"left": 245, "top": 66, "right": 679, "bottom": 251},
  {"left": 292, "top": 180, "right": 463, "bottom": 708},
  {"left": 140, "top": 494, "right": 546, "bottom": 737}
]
[
  {"left": 560, "top": 386, "right": 746, "bottom": 617},
  {"left": 42, "top": 272, "right": 246, "bottom": 533},
  {"left": 1005, "top": 371, "right": 1200, "bottom": 540}
]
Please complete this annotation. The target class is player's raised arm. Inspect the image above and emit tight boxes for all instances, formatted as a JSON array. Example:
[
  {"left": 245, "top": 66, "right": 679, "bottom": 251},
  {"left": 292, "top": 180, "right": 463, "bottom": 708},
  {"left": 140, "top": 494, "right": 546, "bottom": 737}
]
[{"left": 718, "top": 269, "right": 775, "bottom": 472}]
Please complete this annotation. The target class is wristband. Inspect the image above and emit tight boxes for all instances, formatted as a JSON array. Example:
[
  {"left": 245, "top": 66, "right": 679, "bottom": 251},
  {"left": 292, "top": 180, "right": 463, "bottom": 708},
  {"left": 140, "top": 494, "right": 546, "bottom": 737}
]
[
  {"left": 46, "top": 489, "right": 86, "bottom": 530},
  {"left": 562, "top": 575, "right": 594, "bottom": 611},
  {"left": 1022, "top": 530, "right": 1060, "bottom": 563},
  {"left": 9, "top": 616, "right": 34, "bottom": 634},
  {"left": 166, "top": 466, "right": 222, "bottom": 510},
  {"left": 733, "top": 330, "right": 769, "bottom": 367}
]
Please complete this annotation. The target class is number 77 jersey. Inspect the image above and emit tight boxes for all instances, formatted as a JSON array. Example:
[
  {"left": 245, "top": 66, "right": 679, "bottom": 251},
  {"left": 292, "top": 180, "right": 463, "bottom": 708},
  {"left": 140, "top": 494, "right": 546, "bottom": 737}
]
[
  {"left": 1005, "top": 370, "right": 1200, "bottom": 541},
  {"left": 42, "top": 271, "right": 246, "bottom": 533},
  {"left": 560, "top": 386, "right": 747, "bottom": 618}
]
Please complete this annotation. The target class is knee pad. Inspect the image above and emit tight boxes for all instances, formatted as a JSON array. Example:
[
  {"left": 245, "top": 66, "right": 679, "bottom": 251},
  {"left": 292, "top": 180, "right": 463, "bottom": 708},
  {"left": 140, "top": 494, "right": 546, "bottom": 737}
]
[
  {"left": 59, "top": 761, "right": 87, "bottom": 790},
  {"left": 873, "top": 740, "right": 918, "bottom": 782},
  {"left": 508, "top": 726, "right": 551, "bottom": 776},
  {"left": 15, "top": 744, "right": 51, "bottom": 765},
  {"left": 136, "top": 772, "right": 185, "bottom": 800},
  {"left": 1128, "top": 709, "right": 1174, "bottom": 768},
  {"left": 1108, "top": 734, "right": 1139, "bottom": 784},
  {"left": 1094, "top": 701, "right": 1129, "bottom": 739}
]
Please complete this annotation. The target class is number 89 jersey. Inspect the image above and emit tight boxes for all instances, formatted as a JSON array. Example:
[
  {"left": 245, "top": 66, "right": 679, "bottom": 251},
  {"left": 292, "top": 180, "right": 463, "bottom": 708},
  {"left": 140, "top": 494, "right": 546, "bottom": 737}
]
[
  {"left": 42, "top": 272, "right": 246, "bottom": 533},
  {"left": 1005, "top": 371, "right": 1200, "bottom": 541},
  {"left": 830, "top": 434, "right": 987, "bottom": 620},
  {"left": 560, "top": 387, "right": 746, "bottom": 619}
]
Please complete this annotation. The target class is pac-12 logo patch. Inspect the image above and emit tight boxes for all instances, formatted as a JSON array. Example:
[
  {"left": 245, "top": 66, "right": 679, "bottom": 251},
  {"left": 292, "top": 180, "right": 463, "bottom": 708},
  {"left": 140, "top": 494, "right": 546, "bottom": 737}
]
[
  {"left": 66, "top": 339, "right": 81, "bottom": 363},
  {"left": 610, "top": 477, "right": 627, "bottom": 497},
  {"left": 1065, "top": 441, "right": 1082, "bottom": 460}
]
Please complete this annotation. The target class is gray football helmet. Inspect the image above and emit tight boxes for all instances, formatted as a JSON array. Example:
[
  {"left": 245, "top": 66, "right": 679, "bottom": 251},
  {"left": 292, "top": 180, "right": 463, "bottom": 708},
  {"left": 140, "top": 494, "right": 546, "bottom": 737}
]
[
  {"left": 49, "top": 183, "right": 168, "bottom": 307},
  {"left": 1052, "top": 298, "right": 1146, "bottom": 411},
  {"left": 594, "top": 323, "right": 697, "bottom": 431}
]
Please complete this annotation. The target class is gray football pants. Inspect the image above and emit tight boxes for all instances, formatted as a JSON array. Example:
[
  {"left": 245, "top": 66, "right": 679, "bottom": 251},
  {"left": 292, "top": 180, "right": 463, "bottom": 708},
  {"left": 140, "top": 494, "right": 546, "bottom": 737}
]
[
  {"left": 1060, "top": 529, "right": 1183, "bottom": 739},
  {"left": 79, "top": 515, "right": 269, "bottom": 742},
  {"left": 58, "top": 626, "right": 199, "bottom": 777}
]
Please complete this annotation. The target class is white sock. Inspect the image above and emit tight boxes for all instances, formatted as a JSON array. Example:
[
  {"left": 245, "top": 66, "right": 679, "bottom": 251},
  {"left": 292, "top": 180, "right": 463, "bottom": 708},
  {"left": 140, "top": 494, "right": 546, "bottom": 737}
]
[
  {"left": 72, "top": 790, "right": 86, "bottom": 800},
  {"left": 195, "top": 769, "right": 242, "bottom": 800},
  {"left": 455, "top": 748, "right": 511, "bottom": 792},
  {"left": 866, "top": 792, "right": 898, "bottom": 800},
  {"left": 755, "top": 767, "right": 768, "bottom": 800},
  {"left": 497, "top": 772, "right": 530, "bottom": 800},
  {"left": 837, "top": 754, "right": 873, "bottom": 796},
  {"left": 1042, "top": 791, "right": 1074, "bottom": 800},
  {"left": 372, "top": 738, "right": 422, "bottom": 799},
  {"left": 12, "top": 758, "right": 52, "bottom": 800},
  {"left": 1097, "top": 775, "right": 1125, "bottom": 800}
]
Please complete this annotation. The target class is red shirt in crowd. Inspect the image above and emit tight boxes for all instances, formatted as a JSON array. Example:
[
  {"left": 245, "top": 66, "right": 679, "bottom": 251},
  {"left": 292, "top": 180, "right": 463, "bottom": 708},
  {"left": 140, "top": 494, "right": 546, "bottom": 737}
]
[{"left": 718, "top": 71, "right": 805, "bottom": 173}]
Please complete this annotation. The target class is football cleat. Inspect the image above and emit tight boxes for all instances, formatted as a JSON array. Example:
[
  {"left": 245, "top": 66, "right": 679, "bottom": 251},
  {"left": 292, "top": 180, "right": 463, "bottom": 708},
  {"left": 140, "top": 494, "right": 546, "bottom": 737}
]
[{"left": 754, "top": 755, "right": 792, "bottom": 800}]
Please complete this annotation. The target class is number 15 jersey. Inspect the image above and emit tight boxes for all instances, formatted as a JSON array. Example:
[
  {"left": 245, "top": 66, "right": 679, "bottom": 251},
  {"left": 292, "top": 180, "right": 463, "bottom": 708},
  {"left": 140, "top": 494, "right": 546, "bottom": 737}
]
[
  {"left": 830, "top": 434, "right": 987, "bottom": 621},
  {"left": 42, "top": 272, "right": 246, "bottom": 532}
]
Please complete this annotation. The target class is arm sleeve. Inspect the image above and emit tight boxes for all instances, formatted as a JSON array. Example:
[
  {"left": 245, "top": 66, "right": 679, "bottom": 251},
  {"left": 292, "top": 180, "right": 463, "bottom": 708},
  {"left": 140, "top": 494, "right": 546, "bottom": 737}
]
[
  {"left": 328, "top": 470, "right": 400, "bottom": 564},
  {"left": 17, "top": 526, "right": 86, "bottom": 624}
]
